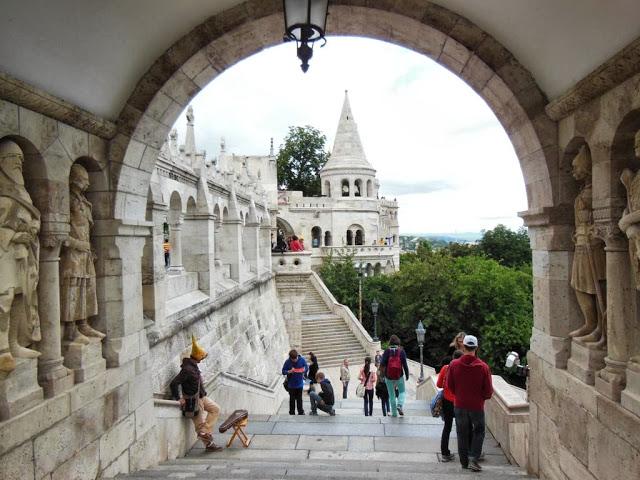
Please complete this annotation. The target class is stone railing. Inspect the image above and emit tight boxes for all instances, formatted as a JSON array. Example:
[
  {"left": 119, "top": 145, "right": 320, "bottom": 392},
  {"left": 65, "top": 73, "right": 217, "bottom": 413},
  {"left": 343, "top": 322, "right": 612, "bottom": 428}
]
[
  {"left": 271, "top": 251, "right": 312, "bottom": 274},
  {"left": 308, "top": 271, "right": 381, "bottom": 357},
  {"left": 320, "top": 245, "right": 396, "bottom": 255},
  {"left": 485, "top": 376, "right": 529, "bottom": 468},
  {"left": 417, "top": 372, "right": 529, "bottom": 469},
  {"left": 153, "top": 371, "right": 285, "bottom": 462}
]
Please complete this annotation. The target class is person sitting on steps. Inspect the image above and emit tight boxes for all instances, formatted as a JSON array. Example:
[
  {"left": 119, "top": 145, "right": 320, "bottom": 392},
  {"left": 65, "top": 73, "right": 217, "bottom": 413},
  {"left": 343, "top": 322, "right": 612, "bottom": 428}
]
[{"left": 309, "top": 371, "right": 335, "bottom": 416}]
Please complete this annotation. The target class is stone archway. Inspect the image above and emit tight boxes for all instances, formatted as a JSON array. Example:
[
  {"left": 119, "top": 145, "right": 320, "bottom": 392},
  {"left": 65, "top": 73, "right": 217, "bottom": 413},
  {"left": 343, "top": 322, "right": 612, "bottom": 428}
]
[{"left": 109, "top": 0, "right": 558, "bottom": 224}]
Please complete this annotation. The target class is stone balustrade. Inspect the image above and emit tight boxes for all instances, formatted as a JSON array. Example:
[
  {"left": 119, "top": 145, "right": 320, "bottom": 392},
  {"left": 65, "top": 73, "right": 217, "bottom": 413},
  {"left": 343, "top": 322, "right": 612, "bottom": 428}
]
[{"left": 271, "top": 251, "right": 313, "bottom": 275}]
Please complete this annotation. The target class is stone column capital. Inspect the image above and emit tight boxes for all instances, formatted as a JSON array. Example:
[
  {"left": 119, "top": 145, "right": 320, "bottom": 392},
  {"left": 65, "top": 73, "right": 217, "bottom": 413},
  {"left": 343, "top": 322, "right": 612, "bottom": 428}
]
[{"left": 594, "top": 221, "right": 627, "bottom": 251}]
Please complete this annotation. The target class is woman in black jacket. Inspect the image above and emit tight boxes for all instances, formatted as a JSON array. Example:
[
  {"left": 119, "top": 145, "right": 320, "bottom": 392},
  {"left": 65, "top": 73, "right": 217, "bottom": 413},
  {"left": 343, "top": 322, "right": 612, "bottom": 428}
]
[{"left": 307, "top": 352, "right": 319, "bottom": 384}]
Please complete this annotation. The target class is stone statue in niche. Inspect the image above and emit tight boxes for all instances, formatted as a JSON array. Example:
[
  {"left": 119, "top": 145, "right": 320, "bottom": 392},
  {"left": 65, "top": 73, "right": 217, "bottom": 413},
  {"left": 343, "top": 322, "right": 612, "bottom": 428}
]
[
  {"left": 569, "top": 145, "right": 607, "bottom": 348},
  {"left": 620, "top": 131, "right": 640, "bottom": 289},
  {"left": 60, "top": 163, "right": 105, "bottom": 344},
  {"left": 0, "top": 140, "right": 41, "bottom": 372}
]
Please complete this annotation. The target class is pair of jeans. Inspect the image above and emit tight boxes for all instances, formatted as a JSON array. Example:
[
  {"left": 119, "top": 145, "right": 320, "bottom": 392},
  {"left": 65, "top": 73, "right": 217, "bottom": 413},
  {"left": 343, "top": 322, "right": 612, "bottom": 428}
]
[
  {"left": 380, "top": 396, "right": 390, "bottom": 416},
  {"left": 342, "top": 381, "right": 349, "bottom": 398},
  {"left": 288, "top": 387, "right": 304, "bottom": 414},
  {"left": 309, "top": 390, "right": 333, "bottom": 414},
  {"left": 384, "top": 376, "right": 406, "bottom": 416},
  {"left": 454, "top": 407, "right": 485, "bottom": 466},
  {"left": 440, "top": 398, "right": 455, "bottom": 455},
  {"left": 363, "top": 389, "right": 374, "bottom": 416}
]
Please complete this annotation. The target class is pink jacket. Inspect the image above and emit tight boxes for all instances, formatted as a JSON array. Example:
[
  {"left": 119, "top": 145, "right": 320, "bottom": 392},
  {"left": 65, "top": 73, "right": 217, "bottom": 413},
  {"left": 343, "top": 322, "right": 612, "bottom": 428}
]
[{"left": 359, "top": 367, "right": 377, "bottom": 390}]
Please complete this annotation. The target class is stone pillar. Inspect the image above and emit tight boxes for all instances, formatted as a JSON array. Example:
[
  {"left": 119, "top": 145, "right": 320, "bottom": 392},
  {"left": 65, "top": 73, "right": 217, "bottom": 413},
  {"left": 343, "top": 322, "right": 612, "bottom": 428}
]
[
  {"left": 93, "top": 221, "right": 149, "bottom": 367},
  {"left": 275, "top": 274, "right": 309, "bottom": 350},
  {"left": 37, "top": 227, "right": 74, "bottom": 397},
  {"left": 245, "top": 219, "right": 260, "bottom": 276},
  {"left": 169, "top": 215, "right": 184, "bottom": 272},
  {"left": 223, "top": 218, "right": 244, "bottom": 283},
  {"left": 595, "top": 225, "right": 633, "bottom": 401},
  {"left": 260, "top": 222, "right": 272, "bottom": 272},
  {"left": 142, "top": 201, "right": 167, "bottom": 326},
  {"left": 183, "top": 212, "right": 216, "bottom": 297},
  {"left": 521, "top": 207, "right": 576, "bottom": 368}
]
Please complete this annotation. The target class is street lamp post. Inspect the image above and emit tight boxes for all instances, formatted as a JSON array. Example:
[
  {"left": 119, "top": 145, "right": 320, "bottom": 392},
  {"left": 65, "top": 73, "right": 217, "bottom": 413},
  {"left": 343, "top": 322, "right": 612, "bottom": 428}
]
[
  {"left": 358, "top": 271, "right": 363, "bottom": 322},
  {"left": 282, "top": 0, "right": 329, "bottom": 72},
  {"left": 371, "top": 299, "right": 379, "bottom": 342},
  {"left": 415, "top": 320, "right": 426, "bottom": 383}
]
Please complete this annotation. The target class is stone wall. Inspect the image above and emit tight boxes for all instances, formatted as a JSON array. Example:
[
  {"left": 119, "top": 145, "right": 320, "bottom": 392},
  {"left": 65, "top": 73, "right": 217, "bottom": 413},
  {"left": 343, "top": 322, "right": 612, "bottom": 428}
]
[
  {"left": 524, "top": 68, "right": 640, "bottom": 480},
  {"left": 0, "top": 275, "right": 289, "bottom": 480}
]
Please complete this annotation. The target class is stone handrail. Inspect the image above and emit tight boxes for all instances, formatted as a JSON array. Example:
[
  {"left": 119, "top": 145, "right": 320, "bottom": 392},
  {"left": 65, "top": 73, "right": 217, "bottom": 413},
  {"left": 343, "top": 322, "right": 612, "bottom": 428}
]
[
  {"left": 417, "top": 370, "right": 530, "bottom": 469},
  {"left": 320, "top": 245, "right": 396, "bottom": 254},
  {"left": 485, "top": 375, "right": 529, "bottom": 468},
  {"left": 271, "top": 251, "right": 312, "bottom": 275},
  {"left": 308, "top": 271, "right": 381, "bottom": 357}
]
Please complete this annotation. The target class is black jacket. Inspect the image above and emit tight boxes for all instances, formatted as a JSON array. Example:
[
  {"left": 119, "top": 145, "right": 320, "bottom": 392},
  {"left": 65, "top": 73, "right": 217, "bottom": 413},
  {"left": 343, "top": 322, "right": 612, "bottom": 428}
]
[
  {"left": 170, "top": 357, "right": 206, "bottom": 400},
  {"left": 319, "top": 379, "right": 335, "bottom": 406}
]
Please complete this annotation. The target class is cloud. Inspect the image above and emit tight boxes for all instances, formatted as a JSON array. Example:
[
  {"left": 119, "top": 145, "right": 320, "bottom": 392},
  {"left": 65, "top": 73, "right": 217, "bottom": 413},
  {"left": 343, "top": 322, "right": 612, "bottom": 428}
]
[{"left": 380, "top": 179, "right": 455, "bottom": 196}]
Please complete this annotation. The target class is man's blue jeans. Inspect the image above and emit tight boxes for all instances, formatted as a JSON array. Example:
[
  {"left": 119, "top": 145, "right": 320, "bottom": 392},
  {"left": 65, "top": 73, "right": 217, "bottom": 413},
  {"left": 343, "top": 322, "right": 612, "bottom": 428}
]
[
  {"left": 454, "top": 408, "right": 485, "bottom": 466},
  {"left": 309, "top": 390, "right": 333, "bottom": 414}
]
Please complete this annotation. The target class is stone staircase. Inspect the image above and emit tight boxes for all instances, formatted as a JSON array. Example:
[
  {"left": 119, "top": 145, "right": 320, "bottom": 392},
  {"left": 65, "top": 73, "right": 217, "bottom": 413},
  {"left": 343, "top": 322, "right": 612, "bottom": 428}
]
[
  {"left": 300, "top": 281, "right": 369, "bottom": 367},
  {"left": 115, "top": 398, "right": 533, "bottom": 480}
]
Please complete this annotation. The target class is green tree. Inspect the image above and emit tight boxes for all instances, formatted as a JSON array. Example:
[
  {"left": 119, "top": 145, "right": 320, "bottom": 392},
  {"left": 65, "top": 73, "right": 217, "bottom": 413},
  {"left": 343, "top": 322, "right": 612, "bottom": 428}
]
[
  {"left": 276, "top": 126, "right": 330, "bottom": 196},
  {"left": 478, "top": 224, "right": 531, "bottom": 267}
]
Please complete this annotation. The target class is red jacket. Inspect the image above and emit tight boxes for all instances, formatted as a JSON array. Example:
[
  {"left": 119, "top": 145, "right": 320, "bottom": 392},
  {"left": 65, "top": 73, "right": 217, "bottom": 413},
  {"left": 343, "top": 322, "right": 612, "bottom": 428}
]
[
  {"left": 446, "top": 354, "right": 493, "bottom": 411},
  {"left": 436, "top": 364, "right": 455, "bottom": 403}
]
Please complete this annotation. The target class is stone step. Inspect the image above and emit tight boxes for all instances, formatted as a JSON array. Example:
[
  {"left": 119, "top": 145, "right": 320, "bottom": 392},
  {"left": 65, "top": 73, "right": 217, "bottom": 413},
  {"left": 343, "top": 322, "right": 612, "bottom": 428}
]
[{"left": 302, "top": 337, "right": 363, "bottom": 348}]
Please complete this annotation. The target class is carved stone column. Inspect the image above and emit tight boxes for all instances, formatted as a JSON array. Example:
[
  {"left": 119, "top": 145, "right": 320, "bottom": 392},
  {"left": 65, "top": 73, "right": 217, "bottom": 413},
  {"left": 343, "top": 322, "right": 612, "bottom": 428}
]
[
  {"left": 37, "top": 227, "right": 74, "bottom": 397},
  {"left": 142, "top": 201, "right": 167, "bottom": 326},
  {"left": 260, "top": 222, "right": 272, "bottom": 272},
  {"left": 169, "top": 215, "right": 184, "bottom": 271},
  {"left": 595, "top": 223, "right": 633, "bottom": 400},
  {"left": 245, "top": 218, "right": 260, "bottom": 276},
  {"left": 183, "top": 212, "right": 216, "bottom": 297}
]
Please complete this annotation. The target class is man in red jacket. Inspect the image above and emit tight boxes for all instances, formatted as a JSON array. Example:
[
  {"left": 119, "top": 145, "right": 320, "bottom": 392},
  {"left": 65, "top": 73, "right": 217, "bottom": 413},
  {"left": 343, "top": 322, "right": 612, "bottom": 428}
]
[{"left": 446, "top": 335, "right": 493, "bottom": 472}]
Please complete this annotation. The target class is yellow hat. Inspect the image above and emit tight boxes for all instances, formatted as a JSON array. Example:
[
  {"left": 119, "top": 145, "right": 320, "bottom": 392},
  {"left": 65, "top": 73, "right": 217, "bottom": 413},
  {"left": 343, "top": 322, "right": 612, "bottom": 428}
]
[{"left": 190, "top": 335, "right": 208, "bottom": 361}]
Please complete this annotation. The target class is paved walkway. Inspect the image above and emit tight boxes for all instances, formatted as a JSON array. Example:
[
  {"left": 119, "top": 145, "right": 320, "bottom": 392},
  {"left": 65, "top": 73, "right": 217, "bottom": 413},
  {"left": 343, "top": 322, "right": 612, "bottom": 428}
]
[{"left": 117, "top": 397, "right": 532, "bottom": 479}]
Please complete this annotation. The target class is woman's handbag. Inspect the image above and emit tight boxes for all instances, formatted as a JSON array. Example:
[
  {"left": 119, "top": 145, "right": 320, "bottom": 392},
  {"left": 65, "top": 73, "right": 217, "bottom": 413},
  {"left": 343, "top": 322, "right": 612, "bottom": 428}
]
[
  {"left": 283, "top": 375, "right": 290, "bottom": 392},
  {"left": 430, "top": 389, "right": 444, "bottom": 418},
  {"left": 356, "top": 371, "right": 371, "bottom": 398}
]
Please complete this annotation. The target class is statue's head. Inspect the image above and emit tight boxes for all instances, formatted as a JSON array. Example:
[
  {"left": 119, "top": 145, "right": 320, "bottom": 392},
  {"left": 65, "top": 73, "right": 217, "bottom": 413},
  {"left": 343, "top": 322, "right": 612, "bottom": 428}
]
[
  {"left": 634, "top": 130, "right": 640, "bottom": 159},
  {"left": 70, "top": 163, "right": 90, "bottom": 193},
  {"left": 0, "top": 140, "right": 25, "bottom": 186},
  {"left": 572, "top": 144, "right": 591, "bottom": 182}
]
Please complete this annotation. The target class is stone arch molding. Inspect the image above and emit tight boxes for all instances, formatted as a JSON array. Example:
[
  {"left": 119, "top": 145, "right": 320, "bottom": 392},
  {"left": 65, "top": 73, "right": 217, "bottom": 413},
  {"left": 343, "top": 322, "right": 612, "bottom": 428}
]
[{"left": 112, "top": 0, "right": 558, "bottom": 222}]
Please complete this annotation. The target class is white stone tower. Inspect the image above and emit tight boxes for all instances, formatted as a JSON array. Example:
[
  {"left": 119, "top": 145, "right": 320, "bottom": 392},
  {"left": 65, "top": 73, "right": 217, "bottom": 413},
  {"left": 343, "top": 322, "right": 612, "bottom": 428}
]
[{"left": 320, "top": 90, "right": 378, "bottom": 200}]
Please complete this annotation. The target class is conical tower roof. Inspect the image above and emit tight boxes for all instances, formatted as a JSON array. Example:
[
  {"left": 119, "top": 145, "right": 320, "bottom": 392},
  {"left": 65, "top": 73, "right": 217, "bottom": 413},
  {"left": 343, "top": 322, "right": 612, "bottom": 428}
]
[{"left": 321, "top": 91, "right": 374, "bottom": 173}]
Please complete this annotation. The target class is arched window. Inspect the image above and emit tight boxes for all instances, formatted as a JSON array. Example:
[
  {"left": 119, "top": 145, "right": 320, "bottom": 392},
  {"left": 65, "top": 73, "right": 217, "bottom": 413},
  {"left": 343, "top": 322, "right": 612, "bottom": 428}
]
[
  {"left": 355, "top": 229, "right": 364, "bottom": 246},
  {"left": 374, "top": 263, "right": 382, "bottom": 275},
  {"left": 324, "top": 231, "right": 332, "bottom": 246},
  {"left": 324, "top": 180, "right": 331, "bottom": 197},
  {"left": 366, "top": 179, "right": 372, "bottom": 197},
  {"left": 311, "top": 226, "right": 322, "bottom": 247},
  {"left": 354, "top": 179, "right": 362, "bottom": 197},
  {"left": 341, "top": 179, "right": 350, "bottom": 197},
  {"left": 346, "top": 230, "right": 353, "bottom": 245}
]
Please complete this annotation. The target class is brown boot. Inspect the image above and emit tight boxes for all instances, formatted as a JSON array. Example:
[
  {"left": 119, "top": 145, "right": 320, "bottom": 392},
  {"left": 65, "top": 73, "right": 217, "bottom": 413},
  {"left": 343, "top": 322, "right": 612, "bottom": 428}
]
[{"left": 205, "top": 441, "right": 223, "bottom": 452}]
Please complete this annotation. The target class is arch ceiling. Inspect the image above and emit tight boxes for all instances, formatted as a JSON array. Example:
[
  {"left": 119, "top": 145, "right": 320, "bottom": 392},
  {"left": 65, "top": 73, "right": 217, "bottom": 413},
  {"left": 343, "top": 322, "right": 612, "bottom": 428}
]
[{"left": 1, "top": 0, "right": 639, "bottom": 120}]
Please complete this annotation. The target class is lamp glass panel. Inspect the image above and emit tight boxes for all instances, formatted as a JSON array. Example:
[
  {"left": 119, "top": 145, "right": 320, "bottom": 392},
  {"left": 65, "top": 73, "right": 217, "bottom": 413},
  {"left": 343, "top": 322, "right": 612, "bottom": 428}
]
[
  {"left": 284, "top": 0, "right": 308, "bottom": 30},
  {"left": 309, "top": 0, "right": 328, "bottom": 36}
]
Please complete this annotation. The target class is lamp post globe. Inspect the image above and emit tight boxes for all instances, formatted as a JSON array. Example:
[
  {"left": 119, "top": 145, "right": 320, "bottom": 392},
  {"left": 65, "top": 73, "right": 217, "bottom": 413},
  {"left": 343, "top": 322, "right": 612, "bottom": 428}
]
[
  {"left": 283, "top": 0, "right": 329, "bottom": 72},
  {"left": 415, "top": 320, "right": 426, "bottom": 382}
]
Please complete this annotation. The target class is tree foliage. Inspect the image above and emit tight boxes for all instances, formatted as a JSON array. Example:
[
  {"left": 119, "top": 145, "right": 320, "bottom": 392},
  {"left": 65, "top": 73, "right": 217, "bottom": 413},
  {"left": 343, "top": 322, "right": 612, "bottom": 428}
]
[
  {"left": 478, "top": 224, "right": 531, "bottom": 267},
  {"left": 318, "top": 227, "right": 533, "bottom": 383},
  {"left": 276, "top": 125, "right": 330, "bottom": 196}
]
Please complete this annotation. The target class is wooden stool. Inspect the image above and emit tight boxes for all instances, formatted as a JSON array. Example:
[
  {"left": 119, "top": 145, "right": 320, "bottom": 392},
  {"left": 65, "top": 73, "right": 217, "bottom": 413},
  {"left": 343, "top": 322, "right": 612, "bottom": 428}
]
[{"left": 219, "top": 409, "right": 250, "bottom": 448}]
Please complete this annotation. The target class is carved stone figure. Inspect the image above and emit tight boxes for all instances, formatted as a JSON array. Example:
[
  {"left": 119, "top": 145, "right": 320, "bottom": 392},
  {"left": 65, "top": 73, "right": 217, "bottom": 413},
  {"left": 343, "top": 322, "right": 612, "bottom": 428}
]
[
  {"left": 60, "top": 164, "right": 104, "bottom": 344},
  {"left": 620, "top": 131, "right": 640, "bottom": 289},
  {"left": 0, "top": 140, "right": 41, "bottom": 373},
  {"left": 569, "top": 145, "right": 607, "bottom": 348}
]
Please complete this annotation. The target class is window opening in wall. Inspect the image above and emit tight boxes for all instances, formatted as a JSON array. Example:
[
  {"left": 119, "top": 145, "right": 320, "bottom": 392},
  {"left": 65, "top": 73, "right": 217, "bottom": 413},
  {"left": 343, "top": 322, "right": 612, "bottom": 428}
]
[
  {"left": 324, "top": 231, "right": 332, "bottom": 246},
  {"left": 346, "top": 229, "right": 353, "bottom": 245},
  {"left": 341, "top": 179, "right": 349, "bottom": 196},
  {"left": 312, "top": 226, "right": 322, "bottom": 247}
]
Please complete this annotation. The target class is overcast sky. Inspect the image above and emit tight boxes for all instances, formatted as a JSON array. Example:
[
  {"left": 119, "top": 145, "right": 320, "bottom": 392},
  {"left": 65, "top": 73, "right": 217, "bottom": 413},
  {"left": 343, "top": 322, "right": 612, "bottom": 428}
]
[{"left": 175, "top": 37, "right": 527, "bottom": 234}]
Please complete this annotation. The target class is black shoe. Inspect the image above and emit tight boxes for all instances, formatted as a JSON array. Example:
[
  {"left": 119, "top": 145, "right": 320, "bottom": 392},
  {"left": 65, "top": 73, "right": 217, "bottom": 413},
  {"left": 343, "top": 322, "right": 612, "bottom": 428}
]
[
  {"left": 329, "top": 409, "right": 336, "bottom": 416},
  {"left": 469, "top": 460, "right": 482, "bottom": 472},
  {"left": 397, "top": 406, "right": 404, "bottom": 416},
  {"left": 298, "top": 411, "right": 305, "bottom": 415},
  {"left": 289, "top": 412, "right": 295, "bottom": 415},
  {"left": 441, "top": 453, "right": 455, "bottom": 462}
]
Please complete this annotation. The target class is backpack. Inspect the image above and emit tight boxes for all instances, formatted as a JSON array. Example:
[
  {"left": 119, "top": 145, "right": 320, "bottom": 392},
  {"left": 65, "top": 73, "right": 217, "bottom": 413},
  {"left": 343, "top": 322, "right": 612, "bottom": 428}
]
[
  {"left": 386, "top": 349, "right": 403, "bottom": 380},
  {"left": 430, "top": 389, "right": 444, "bottom": 418}
]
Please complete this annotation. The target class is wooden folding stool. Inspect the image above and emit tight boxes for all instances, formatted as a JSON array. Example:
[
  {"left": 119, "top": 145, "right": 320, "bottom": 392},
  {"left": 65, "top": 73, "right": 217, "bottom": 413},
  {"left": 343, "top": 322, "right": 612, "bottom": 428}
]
[{"left": 219, "top": 409, "right": 250, "bottom": 448}]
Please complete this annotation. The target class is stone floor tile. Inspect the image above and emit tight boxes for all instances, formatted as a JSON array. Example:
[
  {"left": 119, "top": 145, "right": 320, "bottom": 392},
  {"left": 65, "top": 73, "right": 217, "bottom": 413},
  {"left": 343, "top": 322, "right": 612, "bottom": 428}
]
[
  {"left": 347, "top": 436, "right": 374, "bottom": 452},
  {"left": 271, "top": 422, "right": 385, "bottom": 437},
  {"left": 247, "top": 434, "right": 299, "bottom": 450},
  {"left": 296, "top": 435, "right": 349, "bottom": 451}
]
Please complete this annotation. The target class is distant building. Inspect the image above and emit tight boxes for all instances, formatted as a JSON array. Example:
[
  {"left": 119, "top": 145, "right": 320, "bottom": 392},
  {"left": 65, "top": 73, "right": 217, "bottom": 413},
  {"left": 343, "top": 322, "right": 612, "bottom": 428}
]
[{"left": 277, "top": 91, "right": 400, "bottom": 275}]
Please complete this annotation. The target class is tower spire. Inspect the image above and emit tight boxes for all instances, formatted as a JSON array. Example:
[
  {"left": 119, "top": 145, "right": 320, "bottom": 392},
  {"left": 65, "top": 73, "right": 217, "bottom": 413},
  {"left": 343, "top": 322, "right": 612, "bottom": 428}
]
[{"left": 184, "top": 105, "right": 196, "bottom": 166}]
